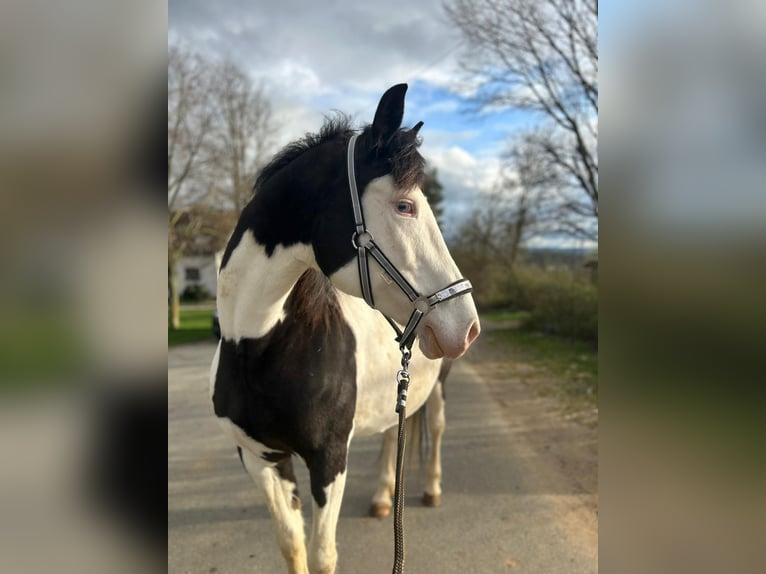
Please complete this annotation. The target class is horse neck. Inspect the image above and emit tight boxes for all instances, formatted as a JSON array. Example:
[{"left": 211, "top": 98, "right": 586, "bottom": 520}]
[{"left": 217, "top": 230, "right": 314, "bottom": 341}]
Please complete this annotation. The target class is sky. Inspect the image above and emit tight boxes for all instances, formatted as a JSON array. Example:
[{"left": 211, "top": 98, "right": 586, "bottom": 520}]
[{"left": 168, "top": 0, "right": 535, "bottom": 237}]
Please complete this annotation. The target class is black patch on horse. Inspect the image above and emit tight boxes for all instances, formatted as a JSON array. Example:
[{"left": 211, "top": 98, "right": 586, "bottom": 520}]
[
  {"left": 213, "top": 270, "right": 357, "bottom": 507},
  {"left": 220, "top": 84, "right": 425, "bottom": 276}
]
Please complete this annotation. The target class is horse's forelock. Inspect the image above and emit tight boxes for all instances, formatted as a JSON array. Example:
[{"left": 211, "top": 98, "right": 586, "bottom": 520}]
[{"left": 358, "top": 124, "right": 425, "bottom": 192}]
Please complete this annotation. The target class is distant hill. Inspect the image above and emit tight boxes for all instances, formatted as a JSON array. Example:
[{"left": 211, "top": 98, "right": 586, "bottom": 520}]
[{"left": 520, "top": 246, "right": 596, "bottom": 269}]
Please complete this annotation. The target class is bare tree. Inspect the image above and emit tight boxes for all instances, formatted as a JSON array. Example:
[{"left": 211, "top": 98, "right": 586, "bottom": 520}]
[
  {"left": 168, "top": 46, "right": 217, "bottom": 210},
  {"left": 445, "top": 0, "right": 598, "bottom": 239},
  {"left": 168, "top": 48, "right": 275, "bottom": 328},
  {"left": 208, "top": 60, "right": 275, "bottom": 212},
  {"left": 167, "top": 46, "right": 217, "bottom": 328},
  {"left": 500, "top": 139, "right": 547, "bottom": 265},
  {"left": 449, "top": 182, "right": 520, "bottom": 301},
  {"left": 449, "top": 135, "right": 559, "bottom": 303}
]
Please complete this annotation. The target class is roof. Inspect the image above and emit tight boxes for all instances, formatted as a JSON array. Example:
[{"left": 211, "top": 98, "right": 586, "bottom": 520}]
[{"left": 171, "top": 206, "right": 239, "bottom": 256}]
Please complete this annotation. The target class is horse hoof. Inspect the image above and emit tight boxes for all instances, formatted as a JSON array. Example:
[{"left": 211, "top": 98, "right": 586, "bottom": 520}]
[
  {"left": 422, "top": 493, "right": 441, "bottom": 507},
  {"left": 369, "top": 503, "right": 392, "bottom": 518}
]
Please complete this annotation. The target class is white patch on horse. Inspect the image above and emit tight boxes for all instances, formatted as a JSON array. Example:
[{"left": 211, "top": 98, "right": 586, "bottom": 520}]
[
  {"left": 217, "top": 231, "right": 315, "bottom": 341},
  {"left": 240, "top": 448, "right": 308, "bottom": 573},
  {"left": 307, "top": 469, "right": 346, "bottom": 574},
  {"left": 335, "top": 291, "right": 441, "bottom": 435},
  {"left": 370, "top": 425, "right": 398, "bottom": 516},
  {"left": 209, "top": 340, "right": 220, "bottom": 401}
]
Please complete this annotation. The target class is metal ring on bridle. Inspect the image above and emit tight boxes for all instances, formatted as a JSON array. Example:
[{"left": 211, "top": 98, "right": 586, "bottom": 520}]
[
  {"left": 412, "top": 296, "right": 431, "bottom": 315},
  {"left": 351, "top": 230, "right": 374, "bottom": 249}
]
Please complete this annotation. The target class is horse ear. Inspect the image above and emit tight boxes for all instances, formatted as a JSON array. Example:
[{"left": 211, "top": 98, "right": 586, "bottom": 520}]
[{"left": 371, "top": 84, "right": 407, "bottom": 148}]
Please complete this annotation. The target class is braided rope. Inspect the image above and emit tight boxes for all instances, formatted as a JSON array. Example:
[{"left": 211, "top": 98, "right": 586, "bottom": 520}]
[
  {"left": 392, "top": 403, "right": 407, "bottom": 574},
  {"left": 392, "top": 350, "right": 411, "bottom": 574}
]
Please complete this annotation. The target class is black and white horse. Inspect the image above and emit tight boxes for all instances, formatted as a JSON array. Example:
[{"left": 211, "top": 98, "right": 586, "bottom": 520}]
[{"left": 210, "top": 84, "right": 479, "bottom": 574}]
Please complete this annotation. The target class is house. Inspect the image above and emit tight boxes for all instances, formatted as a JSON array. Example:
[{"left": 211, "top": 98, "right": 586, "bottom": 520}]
[
  {"left": 175, "top": 251, "right": 223, "bottom": 300},
  {"left": 170, "top": 207, "right": 238, "bottom": 302}
]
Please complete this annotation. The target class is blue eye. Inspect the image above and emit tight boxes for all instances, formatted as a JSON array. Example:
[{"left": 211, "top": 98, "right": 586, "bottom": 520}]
[{"left": 395, "top": 200, "right": 414, "bottom": 215}]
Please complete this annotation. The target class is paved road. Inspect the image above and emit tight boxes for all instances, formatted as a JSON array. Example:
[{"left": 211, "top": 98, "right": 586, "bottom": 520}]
[{"left": 169, "top": 341, "right": 597, "bottom": 574}]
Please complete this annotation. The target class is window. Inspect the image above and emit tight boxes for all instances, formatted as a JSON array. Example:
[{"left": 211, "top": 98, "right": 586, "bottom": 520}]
[{"left": 185, "top": 267, "right": 200, "bottom": 281}]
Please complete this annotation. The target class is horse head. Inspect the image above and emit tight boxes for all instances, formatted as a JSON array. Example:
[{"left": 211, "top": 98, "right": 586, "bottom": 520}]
[{"left": 317, "top": 84, "right": 480, "bottom": 359}]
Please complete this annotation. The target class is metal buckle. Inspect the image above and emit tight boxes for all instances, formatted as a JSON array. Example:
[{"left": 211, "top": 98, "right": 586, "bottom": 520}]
[
  {"left": 351, "top": 230, "right": 374, "bottom": 249},
  {"left": 413, "top": 296, "right": 431, "bottom": 314}
]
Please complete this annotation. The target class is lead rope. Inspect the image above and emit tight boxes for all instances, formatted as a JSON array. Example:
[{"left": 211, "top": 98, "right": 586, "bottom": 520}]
[{"left": 392, "top": 348, "right": 411, "bottom": 574}]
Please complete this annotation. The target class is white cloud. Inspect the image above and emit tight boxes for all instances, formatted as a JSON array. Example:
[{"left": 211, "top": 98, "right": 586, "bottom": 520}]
[
  {"left": 261, "top": 60, "right": 331, "bottom": 99},
  {"left": 426, "top": 146, "right": 499, "bottom": 190},
  {"left": 270, "top": 103, "right": 324, "bottom": 150},
  {"left": 169, "top": 0, "right": 594, "bottom": 241}
]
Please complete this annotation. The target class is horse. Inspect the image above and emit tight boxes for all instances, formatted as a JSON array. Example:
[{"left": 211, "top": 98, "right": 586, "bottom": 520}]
[{"left": 210, "top": 83, "right": 480, "bottom": 574}]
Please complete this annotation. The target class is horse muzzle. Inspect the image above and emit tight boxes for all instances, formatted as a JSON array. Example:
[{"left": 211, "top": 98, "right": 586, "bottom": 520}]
[{"left": 420, "top": 317, "right": 480, "bottom": 360}]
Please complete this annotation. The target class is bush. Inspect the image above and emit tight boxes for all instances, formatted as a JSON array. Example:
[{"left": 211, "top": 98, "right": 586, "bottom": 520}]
[
  {"left": 507, "top": 266, "right": 597, "bottom": 345},
  {"left": 522, "top": 282, "right": 597, "bottom": 344},
  {"left": 450, "top": 244, "right": 598, "bottom": 345},
  {"left": 181, "top": 284, "right": 212, "bottom": 302}
]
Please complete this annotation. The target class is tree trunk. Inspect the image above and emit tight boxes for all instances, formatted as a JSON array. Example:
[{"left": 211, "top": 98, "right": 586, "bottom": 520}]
[
  {"left": 168, "top": 257, "right": 181, "bottom": 330},
  {"left": 508, "top": 205, "right": 527, "bottom": 267}
]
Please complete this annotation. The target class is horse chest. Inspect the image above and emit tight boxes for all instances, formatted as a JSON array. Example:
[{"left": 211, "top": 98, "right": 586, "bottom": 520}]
[
  {"left": 336, "top": 293, "right": 442, "bottom": 436},
  {"left": 211, "top": 291, "right": 441, "bottom": 453},
  {"left": 211, "top": 309, "right": 358, "bottom": 461}
]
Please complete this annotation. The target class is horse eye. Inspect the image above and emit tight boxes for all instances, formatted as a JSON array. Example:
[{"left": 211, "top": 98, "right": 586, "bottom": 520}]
[{"left": 395, "top": 201, "right": 414, "bottom": 215}]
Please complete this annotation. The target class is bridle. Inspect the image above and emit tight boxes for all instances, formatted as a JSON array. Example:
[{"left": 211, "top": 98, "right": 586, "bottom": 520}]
[
  {"left": 347, "top": 134, "right": 473, "bottom": 354},
  {"left": 346, "top": 133, "right": 472, "bottom": 574}
]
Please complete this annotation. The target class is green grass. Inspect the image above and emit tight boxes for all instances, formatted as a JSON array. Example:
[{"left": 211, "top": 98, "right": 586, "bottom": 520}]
[
  {"left": 0, "top": 312, "right": 84, "bottom": 387},
  {"left": 481, "top": 312, "right": 598, "bottom": 406},
  {"left": 168, "top": 308, "right": 216, "bottom": 346},
  {"left": 480, "top": 309, "right": 531, "bottom": 322}
]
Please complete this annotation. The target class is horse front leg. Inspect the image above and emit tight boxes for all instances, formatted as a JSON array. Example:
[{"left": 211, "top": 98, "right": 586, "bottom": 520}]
[
  {"left": 369, "top": 425, "right": 397, "bottom": 518},
  {"left": 423, "top": 380, "right": 445, "bottom": 507},
  {"left": 306, "top": 444, "right": 350, "bottom": 574},
  {"left": 241, "top": 449, "right": 309, "bottom": 574}
]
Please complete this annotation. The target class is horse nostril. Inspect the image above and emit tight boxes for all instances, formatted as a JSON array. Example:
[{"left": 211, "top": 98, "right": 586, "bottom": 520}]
[{"left": 466, "top": 321, "right": 480, "bottom": 346}]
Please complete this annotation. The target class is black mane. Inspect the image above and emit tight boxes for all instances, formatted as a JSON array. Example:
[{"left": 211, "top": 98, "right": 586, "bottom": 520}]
[
  {"left": 253, "top": 114, "right": 425, "bottom": 194},
  {"left": 254, "top": 113, "right": 355, "bottom": 191}
]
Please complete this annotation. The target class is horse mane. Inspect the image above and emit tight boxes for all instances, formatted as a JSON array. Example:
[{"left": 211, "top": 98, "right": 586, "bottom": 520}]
[
  {"left": 255, "top": 113, "right": 354, "bottom": 191},
  {"left": 254, "top": 113, "right": 425, "bottom": 193},
  {"left": 284, "top": 269, "right": 343, "bottom": 331}
]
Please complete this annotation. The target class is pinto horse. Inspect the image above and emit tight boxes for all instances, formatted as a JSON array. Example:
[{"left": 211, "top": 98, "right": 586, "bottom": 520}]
[{"left": 210, "top": 84, "right": 479, "bottom": 574}]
